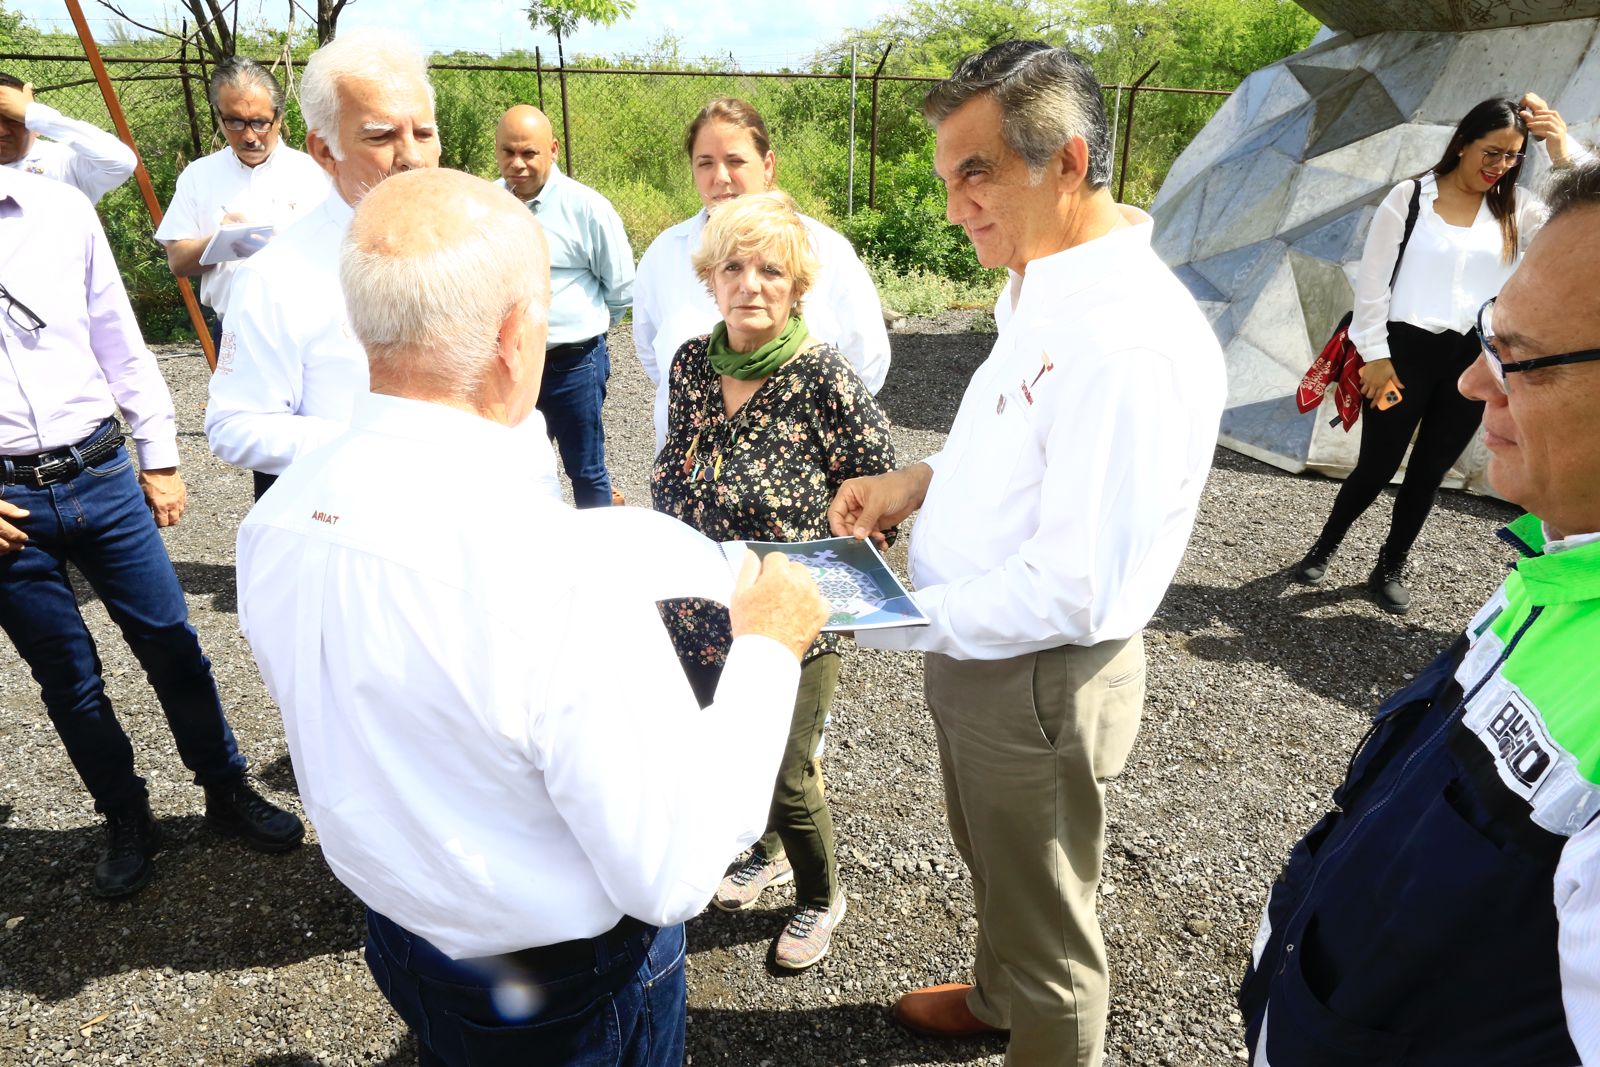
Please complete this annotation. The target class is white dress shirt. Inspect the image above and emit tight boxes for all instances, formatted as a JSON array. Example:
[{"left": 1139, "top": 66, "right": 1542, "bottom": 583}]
[
  {"left": 154, "top": 143, "right": 329, "bottom": 316},
  {"left": 205, "top": 194, "right": 360, "bottom": 475},
  {"left": 237, "top": 392, "right": 799, "bottom": 958},
  {"left": 633, "top": 208, "right": 891, "bottom": 450},
  {"left": 0, "top": 165, "right": 176, "bottom": 467},
  {"left": 5, "top": 102, "right": 136, "bottom": 204},
  {"left": 1349, "top": 174, "right": 1547, "bottom": 365},
  {"left": 859, "top": 208, "right": 1226, "bottom": 661},
  {"left": 208, "top": 194, "right": 561, "bottom": 493}
]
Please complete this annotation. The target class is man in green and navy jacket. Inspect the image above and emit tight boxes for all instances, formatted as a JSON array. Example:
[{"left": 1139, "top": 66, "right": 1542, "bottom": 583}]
[{"left": 1242, "top": 158, "right": 1600, "bottom": 1065}]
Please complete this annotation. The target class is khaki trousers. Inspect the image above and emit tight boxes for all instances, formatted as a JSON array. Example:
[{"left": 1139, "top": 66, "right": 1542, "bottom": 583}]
[{"left": 925, "top": 634, "right": 1146, "bottom": 1067}]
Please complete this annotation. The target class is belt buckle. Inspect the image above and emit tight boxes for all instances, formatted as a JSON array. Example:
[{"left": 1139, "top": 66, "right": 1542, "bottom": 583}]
[{"left": 29, "top": 457, "right": 67, "bottom": 487}]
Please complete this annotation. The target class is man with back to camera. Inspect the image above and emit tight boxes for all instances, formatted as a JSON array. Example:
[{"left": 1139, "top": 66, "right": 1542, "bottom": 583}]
[
  {"left": 0, "top": 70, "right": 134, "bottom": 203},
  {"left": 494, "top": 104, "right": 633, "bottom": 507},
  {"left": 157, "top": 57, "right": 329, "bottom": 353},
  {"left": 235, "top": 166, "right": 829, "bottom": 1066},
  {"left": 207, "top": 30, "right": 557, "bottom": 502},
  {"left": 829, "top": 41, "right": 1226, "bottom": 1066},
  {"left": 1241, "top": 159, "right": 1600, "bottom": 1065},
  {"left": 0, "top": 164, "right": 301, "bottom": 900}
]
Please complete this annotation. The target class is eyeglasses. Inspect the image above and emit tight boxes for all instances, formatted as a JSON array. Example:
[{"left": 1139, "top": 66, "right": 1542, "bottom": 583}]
[
  {"left": 0, "top": 282, "right": 45, "bottom": 333},
  {"left": 220, "top": 116, "right": 277, "bottom": 134},
  {"left": 1480, "top": 148, "right": 1525, "bottom": 168},
  {"left": 1475, "top": 296, "right": 1600, "bottom": 393}
]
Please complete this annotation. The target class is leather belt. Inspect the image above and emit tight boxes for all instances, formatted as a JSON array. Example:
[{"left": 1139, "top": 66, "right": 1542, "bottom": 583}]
[
  {"left": 546, "top": 335, "right": 602, "bottom": 361},
  {"left": 2, "top": 421, "right": 125, "bottom": 488}
]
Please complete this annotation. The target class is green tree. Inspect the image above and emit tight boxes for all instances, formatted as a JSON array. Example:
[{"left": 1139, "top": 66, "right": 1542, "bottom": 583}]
[{"left": 525, "top": 0, "right": 637, "bottom": 68}]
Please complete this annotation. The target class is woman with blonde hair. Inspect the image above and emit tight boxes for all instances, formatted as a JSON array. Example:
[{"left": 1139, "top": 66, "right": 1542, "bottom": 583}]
[
  {"left": 651, "top": 189, "right": 896, "bottom": 970},
  {"left": 633, "top": 97, "right": 891, "bottom": 453}
]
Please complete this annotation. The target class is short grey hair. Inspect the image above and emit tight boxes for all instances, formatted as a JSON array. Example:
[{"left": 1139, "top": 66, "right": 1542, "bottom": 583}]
[
  {"left": 923, "top": 40, "right": 1113, "bottom": 189},
  {"left": 340, "top": 179, "right": 548, "bottom": 401},
  {"left": 1546, "top": 154, "right": 1600, "bottom": 223},
  {"left": 300, "top": 28, "right": 435, "bottom": 159},
  {"left": 207, "top": 57, "right": 284, "bottom": 116}
]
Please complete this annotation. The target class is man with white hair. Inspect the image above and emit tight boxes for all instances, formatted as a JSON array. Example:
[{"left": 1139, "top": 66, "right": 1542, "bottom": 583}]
[
  {"left": 236, "top": 166, "right": 828, "bottom": 1066},
  {"left": 206, "top": 30, "right": 556, "bottom": 500}
]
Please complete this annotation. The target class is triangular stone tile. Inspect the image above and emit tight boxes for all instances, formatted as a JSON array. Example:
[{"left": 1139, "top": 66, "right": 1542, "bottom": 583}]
[{"left": 1307, "top": 75, "right": 1406, "bottom": 157}]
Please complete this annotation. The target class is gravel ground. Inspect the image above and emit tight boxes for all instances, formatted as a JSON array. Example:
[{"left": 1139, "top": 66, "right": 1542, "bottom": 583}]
[{"left": 0, "top": 313, "right": 1520, "bottom": 1067}]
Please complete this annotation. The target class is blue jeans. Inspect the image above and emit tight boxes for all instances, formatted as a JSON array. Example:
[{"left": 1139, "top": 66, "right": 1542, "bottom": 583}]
[
  {"left": 537, "top": 334, "right": 614, "bottom": 509},
  {"left": 0, "top": 429, "right": 246, "bottom": 815},
  {"left": 364, "top": 910, "right": 687, "bottom": 1067}
]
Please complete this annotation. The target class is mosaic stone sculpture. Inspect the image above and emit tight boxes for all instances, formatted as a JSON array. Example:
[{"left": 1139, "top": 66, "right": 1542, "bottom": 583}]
[{"left": 1151, "top": 13, "right": 1600, "bottom": 492}]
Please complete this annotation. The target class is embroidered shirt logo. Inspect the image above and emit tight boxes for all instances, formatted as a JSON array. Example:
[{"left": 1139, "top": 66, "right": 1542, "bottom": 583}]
[
  {"left": 216, "top": 330, "right": 237, "bottom": 374},
  {"left": 1486, "top": 693, "right": 1555, "bottom": 791},
  {"left": 310, "top": 510, "right": 340, "bottom": 525}
]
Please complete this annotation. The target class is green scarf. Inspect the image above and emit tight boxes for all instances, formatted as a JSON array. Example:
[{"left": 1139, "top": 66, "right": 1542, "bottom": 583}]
[{"left": 708, "top": 314, "right": 808, "bottom": 380}]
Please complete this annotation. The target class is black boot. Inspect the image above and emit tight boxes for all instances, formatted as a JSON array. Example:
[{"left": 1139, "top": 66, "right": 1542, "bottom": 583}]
[
  {"left": 204, "top": 778, "right": 304, "bottom": 852},
  {"left": 1369, "top": 548, "right": 1411, "bottom": 615},
  {"left": 1294, "top": 535, "right": 1340, "bottom": 585},
  {"left": 94, "top": 802, "right": 162, "bottom": 899}
]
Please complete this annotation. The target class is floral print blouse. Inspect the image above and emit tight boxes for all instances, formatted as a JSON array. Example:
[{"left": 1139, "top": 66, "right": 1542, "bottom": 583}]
[{"left": 651, "top": 334, "right": 897, "bottom": 666}]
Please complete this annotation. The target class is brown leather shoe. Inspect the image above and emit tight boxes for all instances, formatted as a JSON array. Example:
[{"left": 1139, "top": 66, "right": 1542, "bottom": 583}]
[
  {"left": 892, "top": 983, "right": 1008, "bottom": 1038},
  {"left": 611, "top": 487, "right": 626, "bottom": 506}
]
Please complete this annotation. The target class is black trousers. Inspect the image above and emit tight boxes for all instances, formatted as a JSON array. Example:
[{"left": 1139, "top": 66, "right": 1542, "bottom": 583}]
[{"left": 1316, "top": 322, "right": 1484, "bottom": 561}]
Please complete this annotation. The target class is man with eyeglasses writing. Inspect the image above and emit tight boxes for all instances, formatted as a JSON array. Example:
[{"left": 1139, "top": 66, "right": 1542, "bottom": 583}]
[
  {"left": 157, "top": 57, "right": 328, "bottom": 358},
  {"left": 1242, "top": 157, "right": 1600, "bottom": 1064},
  {"left": 0, "top": 164, "right": 303, "bottom": 900}
]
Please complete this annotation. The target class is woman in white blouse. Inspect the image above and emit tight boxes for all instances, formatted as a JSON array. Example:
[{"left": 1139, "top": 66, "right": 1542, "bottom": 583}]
[
  {"left": 633, "top": 98, "right": 891, "bottom": 453},
  {"left": 1295, "top": 98, "right": 1554, "bottom": 614}
]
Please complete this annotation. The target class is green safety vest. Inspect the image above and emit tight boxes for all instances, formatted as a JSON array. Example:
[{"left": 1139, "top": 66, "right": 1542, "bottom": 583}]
[{"left": 1457, "top": 513, "right": 1600, "bottom": 836}]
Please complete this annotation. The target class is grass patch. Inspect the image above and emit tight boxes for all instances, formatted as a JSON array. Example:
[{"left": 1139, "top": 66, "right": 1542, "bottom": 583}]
[{"left": 869, "top": 260, "right": 1003, "bottom": 318}]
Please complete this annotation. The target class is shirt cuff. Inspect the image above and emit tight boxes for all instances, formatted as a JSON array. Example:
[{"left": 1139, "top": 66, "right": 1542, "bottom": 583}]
[
  {"left": 23, "top": 101, "right": 64, "bottom": 132},
  {"left": 133, "top": 437, "right": 180, "bottom": 470},
  {"left": 723, "top": 633, "right": 802, "bottom": 683},
  {"left": 854, "top": 587, "right": 942, "bottom": 652}
]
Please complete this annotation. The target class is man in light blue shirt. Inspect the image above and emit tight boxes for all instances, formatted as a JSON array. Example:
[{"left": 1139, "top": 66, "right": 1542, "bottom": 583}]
[{"left": 496, "top": 105, "right": 634, "bottom": 507}]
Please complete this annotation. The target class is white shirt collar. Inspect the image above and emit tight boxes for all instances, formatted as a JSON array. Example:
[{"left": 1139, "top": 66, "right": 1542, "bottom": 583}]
[
  {"left": 1543, "top": 522, "right": 1600, "bottom": 554},
  {"left": 225, "top": 142, "right": 287, "bottom": 173},
  {"left": 349, "top": 392, "right": 521, "bottom": 452},
  {"left": 1006, "top": 205, "right": 1155, "bottom": 313}
]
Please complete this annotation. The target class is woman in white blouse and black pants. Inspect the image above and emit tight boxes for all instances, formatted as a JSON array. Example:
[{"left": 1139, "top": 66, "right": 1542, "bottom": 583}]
[{"left": 1296, "top": 98, "right": 1559, "bottom": 613}]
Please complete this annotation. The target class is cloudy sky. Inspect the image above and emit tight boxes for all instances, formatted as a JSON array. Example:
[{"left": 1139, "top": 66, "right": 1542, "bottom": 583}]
[{"left": 14, "top": 0, "right": 902, "bottom": 67}]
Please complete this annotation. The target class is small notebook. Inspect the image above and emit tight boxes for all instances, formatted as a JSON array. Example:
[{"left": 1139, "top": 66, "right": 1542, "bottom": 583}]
[{"left": 199, "top": 222, "right": 275, "bottom": 266}]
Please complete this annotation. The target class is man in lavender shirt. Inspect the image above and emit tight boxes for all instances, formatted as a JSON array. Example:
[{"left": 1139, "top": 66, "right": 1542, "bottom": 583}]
[{"left": 0, "top": 165, "right": 302, "bottom": 898}]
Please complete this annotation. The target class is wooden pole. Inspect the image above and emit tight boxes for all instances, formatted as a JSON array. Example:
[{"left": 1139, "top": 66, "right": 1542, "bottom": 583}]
[
  {"left": 62, "top": 0, "right": 217, "bottom": 370},
  {"left": 1116, "top": 61, "right": 1159, "bottom": 205}
]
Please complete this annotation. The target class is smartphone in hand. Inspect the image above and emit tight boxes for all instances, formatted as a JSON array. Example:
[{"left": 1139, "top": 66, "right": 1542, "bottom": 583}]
[{"left": 1374, "top": 379, "right": 1403, "bottom": 411}]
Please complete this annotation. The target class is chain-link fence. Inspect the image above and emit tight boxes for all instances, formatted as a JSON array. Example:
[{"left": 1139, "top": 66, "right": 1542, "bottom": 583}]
[{"left": 0, "top": 46, "right": 1228, "bottom": 337}]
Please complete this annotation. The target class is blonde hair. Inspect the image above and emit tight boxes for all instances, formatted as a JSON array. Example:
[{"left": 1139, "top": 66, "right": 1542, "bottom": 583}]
[{"left": 690, "top": 189, "right": 818, "bottom": 308}]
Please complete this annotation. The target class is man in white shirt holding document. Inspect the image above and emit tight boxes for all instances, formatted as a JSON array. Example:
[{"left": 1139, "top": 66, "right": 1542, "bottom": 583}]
[
  {"left": 236, "top": 166, "right": 828, "bottom": 1067},
  {"left": 157, "top": 57, "right": 328, "bottom": 351},
  {"left": 830, "top": 42, "right": 1226, "bottom": 1067}
]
